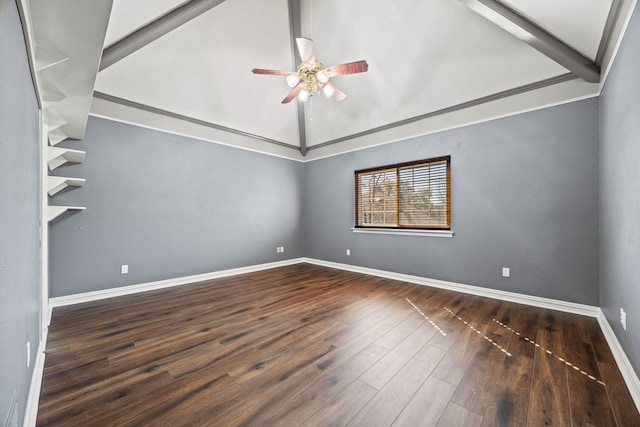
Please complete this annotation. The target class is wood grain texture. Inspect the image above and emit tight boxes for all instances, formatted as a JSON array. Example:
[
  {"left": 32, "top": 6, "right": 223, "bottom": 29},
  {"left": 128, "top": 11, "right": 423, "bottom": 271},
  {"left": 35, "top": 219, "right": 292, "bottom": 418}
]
[
  {"left": 392, "top": 376, "right": 455, "bottom": 426},
  {"left": 37, "top": 263, "right": 638, "bottom": 426}
]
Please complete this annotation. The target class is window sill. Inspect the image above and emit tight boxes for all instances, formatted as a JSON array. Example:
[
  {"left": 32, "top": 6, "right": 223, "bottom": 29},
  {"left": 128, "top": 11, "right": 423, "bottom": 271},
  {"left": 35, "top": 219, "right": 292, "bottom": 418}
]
[{"left": 351, "top": 228, "right": 454, "bottom": 238}]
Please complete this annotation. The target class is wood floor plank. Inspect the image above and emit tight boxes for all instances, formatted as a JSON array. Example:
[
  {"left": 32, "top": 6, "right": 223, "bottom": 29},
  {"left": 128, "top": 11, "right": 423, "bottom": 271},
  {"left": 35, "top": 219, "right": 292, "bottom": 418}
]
[
  {"left": 374, "top": 311, "right": 423, "bottom": 349},
  {"left": 436, "top": 402, "right": 484, "bottom": 427},
  {"left": 528, "top": 307, "right": 573, "bottom": 426},
  {"left": 249, "top": 343, "right": 389, "bottom": 426},
  {"left": 302, "top": 379, "right": 378, "bottom": 427},
  {"left": 128, "top": 328, "right": 337, "bottom": 424},
  {"left": 359, "top": 320, "right": 437, "bottom": 390},
  {"left": 313, "top": 314, "right": 402, "bottom": 374},
  {"left": 598, "top": 360, "right": 640, "bottom": 426},
  {"left": 107, "top": 372, "right": 237, "bottom": 426},
  {"left": 587, "top": 320, "right": 640, "bottom": 424},
  {"left": 347, "top": 344, "right": 446, "bottom": 426},
  {"left": 324, "top": 300, "right": 398, "bottom": 347},
  {"left": 38, "top": 368, "right": 175, "bottom": 425},
  {"left": 504, "top": 306, "right": 540, "bottom": 358},
  {"left": 449, "top": 337, "right": 509, "bottom": 416},
  {"left": 431, "top": 326, "right": 483, "bottom": 387},
  {"left": 54, "top": 371, "right": 176, "bottom": 427},
  {"left": 39, "top": 356, "right": 111, "bottom": 397},
  {"left": 528, "top": 351, "right": 572, "bottom": 426},
  {"left": 536, "top": 308, "right": 567, "bottom": 358},
  {"left": 563, "top": 313, "right": 617, "bottom": 426},
  {"left": 449, "top": 300, "right": 513, "bottom": 416},
  {"left": 481, "top": 354, "right": 533, "bottom": 427},
  {"left": 391, "top": 376, "right": 456, "bottom": 426},
  {"left": 480, "top": 307, "right": 539, "bottom": 425},
  {"left": 427, "top": 294, "right": 488, "bottom": 351},
  {"left": 36, "top": 264, "right": 637, "bottom": 426},
  {"left": 200, "top": 361, "right": 332, "bottom": 425}
]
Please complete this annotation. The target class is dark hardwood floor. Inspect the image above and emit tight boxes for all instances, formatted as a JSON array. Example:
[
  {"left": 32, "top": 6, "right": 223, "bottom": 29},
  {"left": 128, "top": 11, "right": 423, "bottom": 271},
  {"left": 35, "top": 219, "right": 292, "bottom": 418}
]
[{"left": 37, "top": 263, "right": 639, "bottom": 426}]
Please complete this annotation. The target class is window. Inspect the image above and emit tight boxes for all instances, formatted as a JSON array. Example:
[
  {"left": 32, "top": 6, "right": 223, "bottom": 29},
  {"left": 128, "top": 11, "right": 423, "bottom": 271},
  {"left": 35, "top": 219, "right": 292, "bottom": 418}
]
[{"left": 355, "top": 156, "right": 450, "bottom": 230}]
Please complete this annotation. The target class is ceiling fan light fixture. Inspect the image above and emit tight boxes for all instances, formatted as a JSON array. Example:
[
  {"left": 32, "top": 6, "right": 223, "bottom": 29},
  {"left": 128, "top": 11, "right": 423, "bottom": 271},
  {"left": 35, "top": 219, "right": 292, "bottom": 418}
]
[
  {"left": 316, "top": 69, "right": 330, "bottom": 84},
  {"left": 322, "top": 84, "right": 335, "bottom": 98},
  {"left": 297, "top": 89, "right": 310, "bottom": 102},
  {"left": 286, "top": 74, "right": 300, "bottom": 88},
  {"left": 295, "top": 61, "right": 327, "bottom": 101},
  {"left": 252, "top": 38, "right": 368, "bottom": 104}
]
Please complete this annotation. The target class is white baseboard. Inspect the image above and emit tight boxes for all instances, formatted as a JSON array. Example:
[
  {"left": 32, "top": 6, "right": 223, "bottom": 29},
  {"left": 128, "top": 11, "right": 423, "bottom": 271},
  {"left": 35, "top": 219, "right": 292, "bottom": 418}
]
[
  {"left": 42, "top": 257, "right": 639, "bottom": 414},
  {"left": 50, "top": 258, "right": 304, "bottom": 308},
  {"left": 597, "top": 309, "right": 640, "bottom": 409},
  {"left": 23, "top": 333, "right": 48, "bottom": 427},
  {"left": 49, "top": 256, "right": 598, "bottom": 316},
  {"left": 302, "top": 258, "right": 600, "bottom": 317}
]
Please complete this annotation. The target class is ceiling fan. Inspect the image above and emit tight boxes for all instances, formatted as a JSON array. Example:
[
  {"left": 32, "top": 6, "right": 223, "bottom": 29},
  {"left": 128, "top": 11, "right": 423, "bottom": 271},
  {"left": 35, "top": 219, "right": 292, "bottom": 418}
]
[{"left": 252, "top": 38, "right": 369, "bottom": 104}]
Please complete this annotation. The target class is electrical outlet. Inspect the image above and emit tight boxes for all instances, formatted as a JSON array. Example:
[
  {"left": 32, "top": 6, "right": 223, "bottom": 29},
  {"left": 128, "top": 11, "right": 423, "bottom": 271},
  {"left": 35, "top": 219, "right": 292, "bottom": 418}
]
[
  {"left": 620, "top": 308, "right": 627, "bottom": 331},
  {"left": 26, "top": 342, "right": 31, "bottom": 368},
  {"left": 502, "top": 267, "right": 510, "bottom": 278},
  {"left": 121, "top": 265, "right": 128, "bottom": 274},
  {"left": 346, "top": 249, "right": 351, "bottom": 256},
  {"left": 281, "top": 246, "right": 284, "bottom": 253}
]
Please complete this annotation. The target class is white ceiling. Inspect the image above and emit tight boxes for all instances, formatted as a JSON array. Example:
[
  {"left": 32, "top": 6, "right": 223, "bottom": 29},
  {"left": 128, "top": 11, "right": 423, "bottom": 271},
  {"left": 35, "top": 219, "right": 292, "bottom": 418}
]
[{"left": 24, "top": 0, "right": 637, "bottom": 160}]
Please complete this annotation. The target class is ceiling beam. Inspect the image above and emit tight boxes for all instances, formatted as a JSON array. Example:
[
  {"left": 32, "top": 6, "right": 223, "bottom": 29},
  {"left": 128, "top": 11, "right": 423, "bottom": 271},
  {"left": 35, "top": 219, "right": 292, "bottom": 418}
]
[
  {"left": 458, "top": 0, "right": 600, "bottom": 83},
  {"left": 288, "top": 0, "right": 307, "bottom": 156},
  {"left": 100, "top": 0, "right": 227, "bottom": 71},
  {"left": 595, "top": 0, "right": 622, "bottom": 65}
]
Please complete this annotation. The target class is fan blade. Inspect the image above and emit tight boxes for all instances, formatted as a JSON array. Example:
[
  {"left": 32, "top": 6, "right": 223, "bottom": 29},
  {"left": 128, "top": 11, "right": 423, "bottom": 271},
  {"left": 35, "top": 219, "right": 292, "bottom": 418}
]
[
  {"left": 281, "top": 84, "right": 303, "bottom": 104},
  {"left": 326, "top": 60, "right": 369, "bottom": 76},
  {"left": 296, "top": 38, "right": 315, "bottom": 64},
  {"left": 322, "top": 82, "right": 347, "bottom": 101},
  {"left": 252, "top": 68, "right": 295, "bottom": 76}
]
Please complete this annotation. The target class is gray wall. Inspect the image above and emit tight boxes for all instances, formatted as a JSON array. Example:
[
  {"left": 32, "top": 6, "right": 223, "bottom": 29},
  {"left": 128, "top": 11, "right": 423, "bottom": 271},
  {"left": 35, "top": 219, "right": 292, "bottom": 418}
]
[
  {"left": 0, "top": 0, "right": 41, "bottom": 425},
  {"left": 600, "top": 4, "right": 640, "bottom": 373},
  {"left": 304, "top": 98, "right": 600, "bottom": 305},
  {"left": 50, "top": 117, "right": 304, "bottom": 297}
]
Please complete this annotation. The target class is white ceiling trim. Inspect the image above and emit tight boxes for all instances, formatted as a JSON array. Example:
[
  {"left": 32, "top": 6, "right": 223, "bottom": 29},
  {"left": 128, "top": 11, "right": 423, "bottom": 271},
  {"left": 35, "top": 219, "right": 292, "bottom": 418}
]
[
  {"left": 93, "top": 91, "right": 298, "bottom": 150},
  {"left": 91, "top": 76, "right": 598, "bottom": 162},
  {"left": 304, "top": 78, "right": 599, "bottom": 162},
  {"left": 309, "top": 73, "right": 576, "bottom": 151},
  {"left": 90, "top": 95, "right": 305, "bottom": 162}
]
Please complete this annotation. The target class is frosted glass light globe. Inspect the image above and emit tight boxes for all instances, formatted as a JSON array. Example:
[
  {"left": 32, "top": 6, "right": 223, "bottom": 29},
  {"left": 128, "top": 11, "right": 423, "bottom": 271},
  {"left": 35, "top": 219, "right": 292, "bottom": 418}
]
[{"left": 286, "top": 74, "right": 300, "bottom": 88}]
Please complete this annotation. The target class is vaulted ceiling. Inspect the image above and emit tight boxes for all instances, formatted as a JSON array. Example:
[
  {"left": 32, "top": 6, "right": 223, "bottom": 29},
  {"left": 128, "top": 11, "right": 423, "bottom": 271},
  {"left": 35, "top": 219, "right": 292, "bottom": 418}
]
[{"left": 23, "top": 0, "right": 636, "bottom": 160}]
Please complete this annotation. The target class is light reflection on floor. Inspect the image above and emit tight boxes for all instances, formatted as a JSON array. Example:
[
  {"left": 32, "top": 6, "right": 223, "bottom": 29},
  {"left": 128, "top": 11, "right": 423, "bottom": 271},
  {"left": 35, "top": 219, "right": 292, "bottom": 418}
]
[{"left": 405, "top": 298, "right": 447, "bottom": 336}]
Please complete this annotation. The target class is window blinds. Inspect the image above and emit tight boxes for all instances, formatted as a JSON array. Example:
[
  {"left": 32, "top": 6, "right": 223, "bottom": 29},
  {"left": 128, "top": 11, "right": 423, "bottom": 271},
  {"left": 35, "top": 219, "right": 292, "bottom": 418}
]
[{"left": 355, "top": 156, "right": 450, "bottom": 229}]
